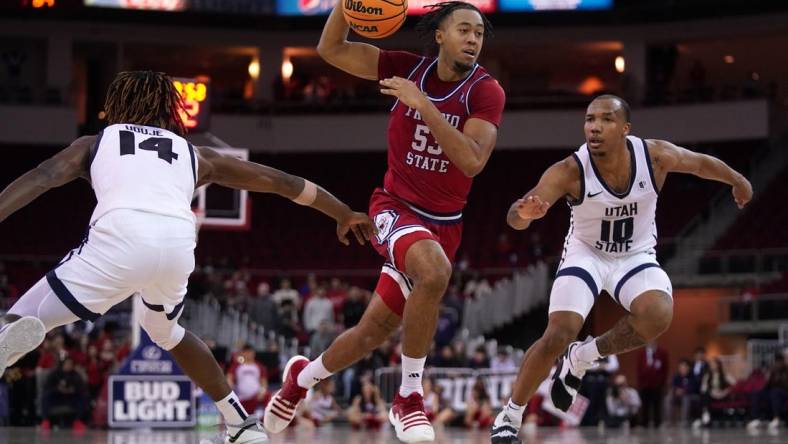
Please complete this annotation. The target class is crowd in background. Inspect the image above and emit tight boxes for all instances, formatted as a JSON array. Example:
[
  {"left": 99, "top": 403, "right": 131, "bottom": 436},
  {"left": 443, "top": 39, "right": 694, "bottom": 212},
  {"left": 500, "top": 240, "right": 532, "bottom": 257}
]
[{"left": 1, "top": 260, "right": 787, "bottom": 431}]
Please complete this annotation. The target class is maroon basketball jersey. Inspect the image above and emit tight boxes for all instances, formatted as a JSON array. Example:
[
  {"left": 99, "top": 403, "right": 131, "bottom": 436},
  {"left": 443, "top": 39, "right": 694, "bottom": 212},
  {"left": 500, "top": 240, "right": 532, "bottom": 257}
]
[{"left": 379, "top": 51, "right": 505, "bottom": 214}]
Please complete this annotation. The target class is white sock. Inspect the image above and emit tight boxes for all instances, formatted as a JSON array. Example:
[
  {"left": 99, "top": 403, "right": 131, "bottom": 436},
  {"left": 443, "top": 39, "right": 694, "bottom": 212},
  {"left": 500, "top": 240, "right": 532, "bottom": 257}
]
[
  {"left": 216, "top": 391, "right": 248, "bottom": 426},
  {"left": 575, "top": 338, "right": 602, "bottom": 363},
  {"left": 297, "top": 354, "right": 333, "bottom": 389},
  {"left": 399, "top": 354, "right": 426, "bottom": 397},
  {"left": 502, "top": 399, "right": 525, "bottom": 426}
]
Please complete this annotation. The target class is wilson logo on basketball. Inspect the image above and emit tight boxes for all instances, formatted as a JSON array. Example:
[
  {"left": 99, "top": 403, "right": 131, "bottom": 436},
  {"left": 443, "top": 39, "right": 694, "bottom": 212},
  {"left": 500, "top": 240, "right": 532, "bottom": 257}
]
[{"left": 345, "top": 0, "right": 384, "bottom": 15}]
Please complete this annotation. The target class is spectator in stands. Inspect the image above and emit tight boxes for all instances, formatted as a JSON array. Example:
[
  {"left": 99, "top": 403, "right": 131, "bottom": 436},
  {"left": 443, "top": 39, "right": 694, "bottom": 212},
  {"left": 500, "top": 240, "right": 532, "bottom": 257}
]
[
  {"left": 224, "top": 270, "right": 251, "bottom": 310},
  {"left": 340, "top": 286, "right": 366, "bottom": 329},
  {"left": 452, "top": 341, "right": 469, "bottom": 367},
  {"left": 442, "top": 284, "right": 464, "bottom": 324},
  {"left": 490, "top": 347, "right": 517, "bottom": 373},
  {"left": 98, "top": 340, "right": 118, "bottom": 372},
  {"left": 465, "top": 378, "right": 494, "bottom": 429},
  {"left": 204, "top": 267, "right": 227, "bottom": 303},
  {"left": 6, "top": 345, "right": 39, "bottom": 426},
  {"left": 689, "top": 347, "right": 709, "bottom": 410},
  {"left": 303, "top": 287, "right": 334, "bottom": 334},
  {"left": 226, "top": 344, "right": 269, "bottom": 416},
  {"left": 580, "top": 355, "right": 619, "bottom": 426},
  {"left": 84, "top": 343, "right": 112, "bottom": 404},
  {"left": 303, "top": 379, "right": 342, "bottom": 427},
  {"left": 695, "top": 357, "right": 736, "bottom": 428},
  {"left": 273, "top": 278, "right": 301, "bottom": 309},
  {"left": 347, "top": 376, "right": 387, "bottom": 430},
  {"left": 276, "top": 299, "right": 302, "bottom": 341},
  {"left": 299, "top": 273, "right": 318, "bottom": 299},
  {"left": 636, "top": 341, "right": 669, "bottom": 427},
  {"left": 606, "top": 374, "right": 641, "bottom": 428},
  {"left": 469, "top": 346, "right": 491, "bottom": 370},
  {"left": 747, "top": 352, "right": 788, "bottom": 431},
  {"left": 326, "top": 277, "right": 348, "bottom": 314},
  {"left": 40, "top": 357, "right": 88, "bottom": 432},
  {"left": 309, "top": 320, "right": 337, "bottom": 359},
  {"left": 432, "top": 345, "right": 462, "bottom": 368},
  {"left": 93, "top": 322, "right": 118, "bottom": 353},
  {"left": 423, "top": 378, "right": 455, "bottom": 426},
  {"left": 248, "top": 282, "right": 279, "bottom": 333},
  {"left": 339, "top": 346, "right": 389, "bottom": 405},
  {"left": 667, "top": 358, "right": 693, "bottom": 426},
  {"left": 37, "top": 334, "right": 66, "bottom": 371},
  {"left": 434, "top": 305, "right": 460, "bottom": 349}
]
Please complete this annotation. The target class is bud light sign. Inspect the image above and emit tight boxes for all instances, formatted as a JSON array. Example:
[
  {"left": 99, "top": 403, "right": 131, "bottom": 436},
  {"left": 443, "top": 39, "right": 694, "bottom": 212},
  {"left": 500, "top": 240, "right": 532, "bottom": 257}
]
[
  {"left": 109, "top": 376, "right": 194, "bottom": 427},
  {"left": 108, "top": 333, "right": 195, "bottom": 428}
]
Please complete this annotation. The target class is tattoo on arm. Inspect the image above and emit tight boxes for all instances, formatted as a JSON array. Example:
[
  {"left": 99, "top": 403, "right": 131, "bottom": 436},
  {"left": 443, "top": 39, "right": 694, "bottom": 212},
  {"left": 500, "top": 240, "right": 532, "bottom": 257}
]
[{"left": 595, "top": 316, "right": 648, "bottom": 356}]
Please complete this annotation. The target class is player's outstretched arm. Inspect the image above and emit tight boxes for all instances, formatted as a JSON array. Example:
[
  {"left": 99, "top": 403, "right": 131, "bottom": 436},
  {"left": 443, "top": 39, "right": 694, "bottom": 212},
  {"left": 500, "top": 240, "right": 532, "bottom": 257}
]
[
  {"left": 196, "top": 147, "right": 375, "bottom": 245},
  {"left": 647, "top": 139, "right": 753, "bottom": 209},
  {"left": 507, "top": 158, "right": 578, "bottom": 231},
  {"left": 316, "top": 0, "right": 380, "bottom": 80},
  {"left": 0, "top": 135, "right": 93, "bottom": 223}
]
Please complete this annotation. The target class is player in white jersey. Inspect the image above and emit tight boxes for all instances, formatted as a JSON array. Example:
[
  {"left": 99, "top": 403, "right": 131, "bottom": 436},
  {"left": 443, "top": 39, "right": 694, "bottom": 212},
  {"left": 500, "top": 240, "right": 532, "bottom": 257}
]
[
  {"left": 0, "top": 71, "right": 374, "bottom": 443},
  {"left": 490, "top": 95, "right": 753, "bottom": 443}
]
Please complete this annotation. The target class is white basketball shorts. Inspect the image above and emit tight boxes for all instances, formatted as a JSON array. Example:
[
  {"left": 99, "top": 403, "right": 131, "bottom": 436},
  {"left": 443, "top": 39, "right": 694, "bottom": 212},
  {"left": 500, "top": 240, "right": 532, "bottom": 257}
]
[
  {"left": 46, "top": 209, "right": 196, "bottom": 322},
  {"left": 548, "top": 241, "right": 672, "bottom": 319}
]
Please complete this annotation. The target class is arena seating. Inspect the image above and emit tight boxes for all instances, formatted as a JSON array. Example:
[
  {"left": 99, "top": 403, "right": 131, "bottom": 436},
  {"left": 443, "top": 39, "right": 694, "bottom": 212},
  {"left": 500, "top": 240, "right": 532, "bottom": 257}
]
[{"left": 0, "top": 140, "right": 766, "bottom": 273}]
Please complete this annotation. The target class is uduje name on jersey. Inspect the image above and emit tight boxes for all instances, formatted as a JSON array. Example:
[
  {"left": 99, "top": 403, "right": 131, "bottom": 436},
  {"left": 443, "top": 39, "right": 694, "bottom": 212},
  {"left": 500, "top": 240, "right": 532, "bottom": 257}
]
[{"left": 125, "top": 125, "right": 163, "bottom": 136}]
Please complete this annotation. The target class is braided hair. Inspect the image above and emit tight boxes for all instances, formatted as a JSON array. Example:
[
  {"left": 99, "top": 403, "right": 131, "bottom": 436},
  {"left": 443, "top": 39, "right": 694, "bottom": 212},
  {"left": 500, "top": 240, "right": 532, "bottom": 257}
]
[
  {"left": 415, "top": 1, "right": 493, "bottom": 53},
  {"left": 104, "top": 71, "right": 187, "bottom": 135}
]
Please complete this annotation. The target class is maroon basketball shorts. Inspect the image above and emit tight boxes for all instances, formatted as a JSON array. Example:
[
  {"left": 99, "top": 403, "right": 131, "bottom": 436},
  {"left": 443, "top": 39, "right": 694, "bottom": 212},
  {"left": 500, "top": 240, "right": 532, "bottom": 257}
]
[{"left": 368, "top": 188, "right": 462, "bottom": 316}]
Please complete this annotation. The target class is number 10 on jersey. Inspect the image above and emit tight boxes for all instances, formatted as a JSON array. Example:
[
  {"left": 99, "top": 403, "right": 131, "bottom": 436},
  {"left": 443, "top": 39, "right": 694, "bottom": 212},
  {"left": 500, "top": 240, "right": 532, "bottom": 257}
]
[{"left": 596, "top": 217, "right": 634, "bottom": 253}]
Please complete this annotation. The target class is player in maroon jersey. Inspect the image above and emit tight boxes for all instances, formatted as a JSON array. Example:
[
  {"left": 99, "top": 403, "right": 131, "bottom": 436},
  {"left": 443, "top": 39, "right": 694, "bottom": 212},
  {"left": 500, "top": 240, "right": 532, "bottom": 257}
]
[{"left": 263, "top": 2, "right": 505, "bottom": 442}]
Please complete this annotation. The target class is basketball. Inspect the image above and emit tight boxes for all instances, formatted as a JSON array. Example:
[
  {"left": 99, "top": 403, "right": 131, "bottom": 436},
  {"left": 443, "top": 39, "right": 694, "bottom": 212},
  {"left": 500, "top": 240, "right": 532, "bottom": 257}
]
[{"left": 342, "top": 0, "right": 408, "bottom": 39}]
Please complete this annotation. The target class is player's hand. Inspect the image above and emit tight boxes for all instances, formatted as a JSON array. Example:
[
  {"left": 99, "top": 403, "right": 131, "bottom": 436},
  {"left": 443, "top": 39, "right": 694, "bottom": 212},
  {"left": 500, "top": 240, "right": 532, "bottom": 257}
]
[
  {"left": 336, "top": 211, "right": 376, "bottom": 246},
  {"left": 732, "top": 176, "right": 752, "bottom": 209},
  {"left": 379, "top": 76, "right": 428, "bottom": 110},
  {"left": 516, "top": 195, "right": 549, "bottom": 220}
]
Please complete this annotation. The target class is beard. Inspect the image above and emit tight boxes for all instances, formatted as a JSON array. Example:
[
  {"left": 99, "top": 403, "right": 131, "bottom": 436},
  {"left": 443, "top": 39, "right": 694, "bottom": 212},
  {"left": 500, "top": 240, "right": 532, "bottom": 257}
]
[{"left": 452, "top": 60, "right": 474, "bottom": 75}]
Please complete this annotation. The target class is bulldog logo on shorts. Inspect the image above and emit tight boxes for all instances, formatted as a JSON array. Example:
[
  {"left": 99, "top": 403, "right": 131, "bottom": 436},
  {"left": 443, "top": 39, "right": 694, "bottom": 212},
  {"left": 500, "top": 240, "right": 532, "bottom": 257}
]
[{"left": 374, "top": 210, "right": 399, "bottom": 244}]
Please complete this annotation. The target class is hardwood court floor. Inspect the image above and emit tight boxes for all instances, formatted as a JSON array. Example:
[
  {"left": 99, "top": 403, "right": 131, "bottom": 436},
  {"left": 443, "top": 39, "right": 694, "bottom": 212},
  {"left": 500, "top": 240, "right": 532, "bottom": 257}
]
[{"left": 0, "top": 425, "right": 784, "bottom": 444}]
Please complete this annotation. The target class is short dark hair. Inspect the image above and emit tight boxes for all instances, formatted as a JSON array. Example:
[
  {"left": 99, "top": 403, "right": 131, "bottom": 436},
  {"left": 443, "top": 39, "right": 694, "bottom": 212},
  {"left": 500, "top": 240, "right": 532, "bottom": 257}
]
[
  {"left": 694, "top": 346, "right": 706, "bottom": 355},
  {"left": 416, "top": 1, "right": 493, "bottom": 52},
  {"left": 593, "top": 94, "right": 631, "bottom": 123}
]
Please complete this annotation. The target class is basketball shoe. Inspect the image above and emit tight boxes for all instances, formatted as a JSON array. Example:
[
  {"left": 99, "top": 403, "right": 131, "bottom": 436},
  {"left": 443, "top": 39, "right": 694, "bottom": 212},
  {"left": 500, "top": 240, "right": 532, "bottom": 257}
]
[
  {"left": 550, "top": 337, "right": 597, "bottom": 412},
  {"left": 263, "top": 355, "right": 309, "bottom": 433},
  {"left": 490, "top": 409, "right": 522, "bottom": 444},
  {"left": 0, "top": 316, "right": 46, "bottom": 375},
  {"left": 388, "top": 392, "right": 434, "bottom": 443},
  {"left": 223, "top": 415, "right": 268, "bottom": 444}
]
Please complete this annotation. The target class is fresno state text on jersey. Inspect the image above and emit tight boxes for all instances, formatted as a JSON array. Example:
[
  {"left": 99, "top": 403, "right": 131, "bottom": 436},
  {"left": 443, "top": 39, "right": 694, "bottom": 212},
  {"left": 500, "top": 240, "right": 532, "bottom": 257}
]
[{"left": 379, "top": 50, "right": 505, "bottom": 214}]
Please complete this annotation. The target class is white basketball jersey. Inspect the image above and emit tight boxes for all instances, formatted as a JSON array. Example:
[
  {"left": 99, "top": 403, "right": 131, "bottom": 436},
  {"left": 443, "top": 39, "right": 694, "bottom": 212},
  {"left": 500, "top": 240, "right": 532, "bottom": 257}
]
[
  {"left": 89, "top": 123, "right": 197, "bottom": 224},
  {"left": 563, "top": 136, "right": 658, "bottom": 258}
]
